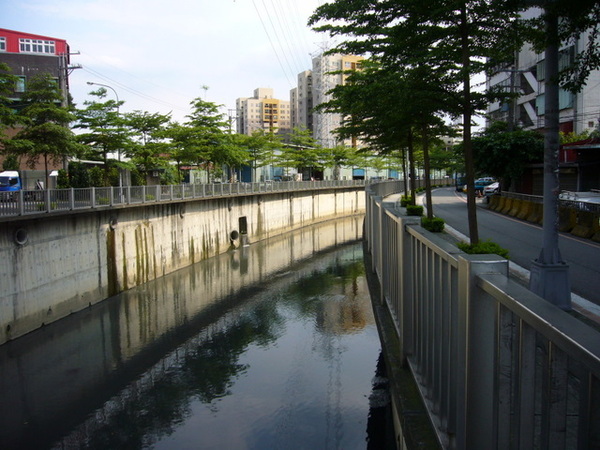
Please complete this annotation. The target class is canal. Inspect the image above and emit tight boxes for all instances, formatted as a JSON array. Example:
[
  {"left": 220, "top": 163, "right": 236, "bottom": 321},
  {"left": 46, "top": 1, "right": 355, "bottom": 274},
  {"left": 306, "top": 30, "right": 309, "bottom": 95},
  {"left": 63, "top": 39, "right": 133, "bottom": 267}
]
[{"left": 0, "top": 216, "right": 393, "bottom": 449}]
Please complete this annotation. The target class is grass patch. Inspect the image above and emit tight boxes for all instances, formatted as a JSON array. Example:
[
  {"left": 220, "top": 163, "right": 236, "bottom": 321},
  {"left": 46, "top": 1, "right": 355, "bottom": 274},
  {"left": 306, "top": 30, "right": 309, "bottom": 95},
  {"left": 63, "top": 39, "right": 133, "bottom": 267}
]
[{"left": 457, "top": 239, "right": 509, "bottom": 259}]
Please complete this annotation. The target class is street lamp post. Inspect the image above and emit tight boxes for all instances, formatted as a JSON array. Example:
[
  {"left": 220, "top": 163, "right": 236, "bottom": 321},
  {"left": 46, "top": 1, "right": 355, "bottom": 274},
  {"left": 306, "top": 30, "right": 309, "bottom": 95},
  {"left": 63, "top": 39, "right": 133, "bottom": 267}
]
[{"left": 86, "top": 81, "right": 124, "bottom": 192}]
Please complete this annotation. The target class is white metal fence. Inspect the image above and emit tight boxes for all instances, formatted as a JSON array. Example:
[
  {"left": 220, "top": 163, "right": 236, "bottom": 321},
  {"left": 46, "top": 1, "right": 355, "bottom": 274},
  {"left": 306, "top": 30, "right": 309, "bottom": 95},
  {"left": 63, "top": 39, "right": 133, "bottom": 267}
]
[
  {"left": 365, "top": 181, "right": 600, "bottom": 449},
  {"left": 0, "top": 180, "right": 366, "bottom": 218}
]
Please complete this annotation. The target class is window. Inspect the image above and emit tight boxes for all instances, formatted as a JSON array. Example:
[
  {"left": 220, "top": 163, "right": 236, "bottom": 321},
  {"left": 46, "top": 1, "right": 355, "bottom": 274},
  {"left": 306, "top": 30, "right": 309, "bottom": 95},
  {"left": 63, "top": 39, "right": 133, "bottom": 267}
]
[
  {"left": 0, "top": 37, "right": 5, "bottom": 51},
  {"left": 16, "top": 76, "right": 26, "bottom": 93},
  {"left": 19, "top": 38, "right": 55, "bottom": 54}
]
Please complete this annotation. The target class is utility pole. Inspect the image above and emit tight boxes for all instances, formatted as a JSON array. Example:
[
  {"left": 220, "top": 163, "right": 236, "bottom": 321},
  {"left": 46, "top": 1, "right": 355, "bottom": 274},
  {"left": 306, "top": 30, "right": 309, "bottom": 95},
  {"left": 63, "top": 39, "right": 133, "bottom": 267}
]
[{"left": 528, "top": 1, "right": 571, "bottom": 310}]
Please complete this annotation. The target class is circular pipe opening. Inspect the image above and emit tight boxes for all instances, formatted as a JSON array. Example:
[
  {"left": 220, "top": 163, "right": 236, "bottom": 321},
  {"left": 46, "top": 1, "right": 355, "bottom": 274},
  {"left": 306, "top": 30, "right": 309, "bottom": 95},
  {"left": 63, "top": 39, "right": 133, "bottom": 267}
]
[{"left": 14, "top": 228, "right": 28, "bottom": 246}]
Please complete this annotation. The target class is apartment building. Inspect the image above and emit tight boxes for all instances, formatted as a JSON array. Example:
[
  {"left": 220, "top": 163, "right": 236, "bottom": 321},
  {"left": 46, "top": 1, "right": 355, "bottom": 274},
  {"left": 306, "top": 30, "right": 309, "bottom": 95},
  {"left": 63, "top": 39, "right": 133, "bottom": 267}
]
[
  {"left": 236, "top": 88, "right": 291, "bottom": 136},
  {"left": 0, "top": 28, "right": 72, "bottom": 178},
  {"left": 0, "top": 28, "right": 71, "bottom": 108},
  {"left": 292, "top": 70, "right": 313, "bottom": 132},
  {"left": 486, "top": 11, "right": 600, "bottom": 193},
  {"left": 311, "top": 53, "right": 363, "bottom": 148},
  {"left": 486, "top": 14, "right": 600, "bottom": 135}
]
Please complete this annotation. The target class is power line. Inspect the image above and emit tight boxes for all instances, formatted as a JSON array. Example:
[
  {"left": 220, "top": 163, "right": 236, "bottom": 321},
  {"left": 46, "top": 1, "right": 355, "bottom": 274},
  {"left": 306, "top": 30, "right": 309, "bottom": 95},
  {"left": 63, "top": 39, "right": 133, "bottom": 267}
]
[
  {"left": 81, "top": 66, "right": 188, "bottom": 114},
  {"left": 251, "top": 0, "right": 294, "bottom": 87}
]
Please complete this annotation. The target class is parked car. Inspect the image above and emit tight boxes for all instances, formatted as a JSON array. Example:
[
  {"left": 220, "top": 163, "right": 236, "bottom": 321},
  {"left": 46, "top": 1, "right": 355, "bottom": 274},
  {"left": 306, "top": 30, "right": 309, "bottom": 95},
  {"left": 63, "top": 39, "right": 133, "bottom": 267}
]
[
  {"left": 462, "top": 177, "right": 496, "bottom": 195},
  {"left": 484, "top": 181, "right": 500, "bottom": 196}
]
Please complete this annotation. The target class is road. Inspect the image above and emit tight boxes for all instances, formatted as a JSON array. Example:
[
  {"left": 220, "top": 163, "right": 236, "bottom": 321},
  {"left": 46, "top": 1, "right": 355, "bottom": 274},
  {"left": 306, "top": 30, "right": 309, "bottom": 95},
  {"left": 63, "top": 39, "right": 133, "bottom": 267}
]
[{"left": 429, "top": 187, "right": 600, "bottom": 307}]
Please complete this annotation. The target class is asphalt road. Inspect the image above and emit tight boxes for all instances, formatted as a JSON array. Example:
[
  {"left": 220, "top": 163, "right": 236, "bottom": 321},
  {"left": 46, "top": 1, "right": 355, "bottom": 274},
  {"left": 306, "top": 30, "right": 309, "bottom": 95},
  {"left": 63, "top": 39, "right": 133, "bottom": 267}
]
[{"left": 430, "top": 187, "right": 600, "bottom": 306}]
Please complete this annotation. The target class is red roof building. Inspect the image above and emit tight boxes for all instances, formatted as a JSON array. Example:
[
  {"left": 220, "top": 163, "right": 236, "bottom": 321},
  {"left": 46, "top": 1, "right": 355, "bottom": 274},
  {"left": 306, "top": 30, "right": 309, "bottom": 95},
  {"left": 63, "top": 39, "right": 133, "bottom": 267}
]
[
  {"left": 0, "top": 28, "right": 72, "bottom": 177},
  {"left": 0, "top": 28, "right": 71, "bottom": 104}
]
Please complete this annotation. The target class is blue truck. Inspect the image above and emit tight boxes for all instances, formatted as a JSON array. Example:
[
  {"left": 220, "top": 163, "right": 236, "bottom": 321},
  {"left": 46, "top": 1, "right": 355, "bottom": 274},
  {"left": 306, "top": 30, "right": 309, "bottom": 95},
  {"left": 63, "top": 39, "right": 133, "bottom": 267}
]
[{"left": 0, "top": 171, "right": 22, "bottom": 199}]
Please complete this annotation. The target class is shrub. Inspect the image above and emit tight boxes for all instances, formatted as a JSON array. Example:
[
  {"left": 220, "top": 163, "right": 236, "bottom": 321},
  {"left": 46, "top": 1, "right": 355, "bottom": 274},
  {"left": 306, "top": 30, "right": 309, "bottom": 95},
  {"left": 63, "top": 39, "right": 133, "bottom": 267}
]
[
  {"left": 400, "top": 195, "right": 413, "bottom": 207},
  {"left": 457, "top": 239, "right": 509, "bottom": 259},
  {"left": 36, "top": 201, "right": 58, "bottom": 211},
  {"left": 406, "top": 205, "right": 424, "bottom": 216},
  {"left": 57, "top": 169, "right": 70, "bottom": 189},
  {"left": 421, "top": 217, "right": 445, "bottom": 232}
]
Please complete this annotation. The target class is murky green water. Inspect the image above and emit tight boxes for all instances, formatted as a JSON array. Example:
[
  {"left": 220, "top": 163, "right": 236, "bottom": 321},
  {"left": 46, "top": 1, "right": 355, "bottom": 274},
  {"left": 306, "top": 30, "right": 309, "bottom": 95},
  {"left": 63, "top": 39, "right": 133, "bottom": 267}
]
[{"left": 0, "top": 217, "right": 389, "bottom": 449}]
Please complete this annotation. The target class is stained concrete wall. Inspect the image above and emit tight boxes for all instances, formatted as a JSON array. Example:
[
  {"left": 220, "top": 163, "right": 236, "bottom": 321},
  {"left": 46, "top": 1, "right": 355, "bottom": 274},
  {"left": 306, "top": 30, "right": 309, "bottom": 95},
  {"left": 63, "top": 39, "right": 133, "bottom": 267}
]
[
  {"left": 0, "top": 216, "right": 366, "bottom": 448},
  {"left": 0, "top": 188, "right": 365, "bottom": 345}
]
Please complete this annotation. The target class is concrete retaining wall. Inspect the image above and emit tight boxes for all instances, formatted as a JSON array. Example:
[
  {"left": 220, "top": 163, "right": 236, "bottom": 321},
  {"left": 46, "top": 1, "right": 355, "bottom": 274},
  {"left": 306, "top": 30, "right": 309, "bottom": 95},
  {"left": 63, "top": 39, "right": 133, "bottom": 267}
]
[{"left": 0, "top": 188, "right": 365, "bottom": 344}]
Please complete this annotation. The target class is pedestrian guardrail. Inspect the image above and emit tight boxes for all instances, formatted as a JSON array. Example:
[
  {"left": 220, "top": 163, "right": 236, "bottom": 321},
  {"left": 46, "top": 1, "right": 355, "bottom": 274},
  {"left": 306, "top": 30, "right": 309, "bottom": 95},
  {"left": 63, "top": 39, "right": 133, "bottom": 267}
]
[
  {"left": 365, "top": 182, "right": 600, "bottom": 449},
  {"left": 0, "top": 180, "right": 366, "bottom": 219}
]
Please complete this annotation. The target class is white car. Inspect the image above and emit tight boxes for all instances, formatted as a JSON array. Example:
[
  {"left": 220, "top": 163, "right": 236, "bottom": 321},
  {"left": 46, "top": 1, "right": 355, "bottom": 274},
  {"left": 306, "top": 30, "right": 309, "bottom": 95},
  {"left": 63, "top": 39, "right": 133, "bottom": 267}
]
[{"left": 483, "top": 182, "right": 499, "bottom": 196}]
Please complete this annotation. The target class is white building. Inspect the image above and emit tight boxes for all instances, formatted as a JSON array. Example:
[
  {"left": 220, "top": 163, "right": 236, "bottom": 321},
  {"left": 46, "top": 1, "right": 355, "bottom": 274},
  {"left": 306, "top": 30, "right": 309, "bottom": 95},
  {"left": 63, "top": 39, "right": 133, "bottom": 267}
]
[
  {"left": 236, "top": 88, "right": 291, "bottom": 136},
  {"left": 292, "top": 70, "right": 313, "bottom": 132},
  {"left": 311, "top": 53, "right": 363, "bottom": 148}
]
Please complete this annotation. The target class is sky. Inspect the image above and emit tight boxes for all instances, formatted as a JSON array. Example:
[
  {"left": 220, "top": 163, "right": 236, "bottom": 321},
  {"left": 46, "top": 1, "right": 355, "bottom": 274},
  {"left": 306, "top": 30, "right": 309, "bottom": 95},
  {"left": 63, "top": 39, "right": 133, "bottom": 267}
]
[{"left": 2, "top": 0, "right": 331, "bottom": 123}]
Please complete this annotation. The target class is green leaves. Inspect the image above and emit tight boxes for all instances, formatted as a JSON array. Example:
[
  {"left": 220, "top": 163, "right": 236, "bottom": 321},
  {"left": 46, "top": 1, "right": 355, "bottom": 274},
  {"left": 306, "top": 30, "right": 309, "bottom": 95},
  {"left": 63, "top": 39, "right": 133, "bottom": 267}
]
[
  {"left": 2, "top": 73, "right": 82, "bottom": 185},
  {"left": 471, "top": 121, "right": 543, "bottom": 187}
]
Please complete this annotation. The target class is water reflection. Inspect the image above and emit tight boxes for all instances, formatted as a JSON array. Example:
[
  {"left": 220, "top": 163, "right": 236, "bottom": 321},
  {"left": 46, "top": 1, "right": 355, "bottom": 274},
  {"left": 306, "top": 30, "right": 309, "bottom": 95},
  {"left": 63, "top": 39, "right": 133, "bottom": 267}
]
[{"left": 0, "top": 216, "right": 386, "bottom": 449}]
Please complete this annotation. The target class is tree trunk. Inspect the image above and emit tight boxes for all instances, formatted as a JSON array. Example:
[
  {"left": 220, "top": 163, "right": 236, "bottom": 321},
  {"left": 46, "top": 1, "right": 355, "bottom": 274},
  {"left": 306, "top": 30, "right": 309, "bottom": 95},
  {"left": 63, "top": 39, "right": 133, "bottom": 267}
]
[
  {"left": 422, "top": 124, "right": 434, "bottom": 219},
  {"left": 461, "top": 3, "right": 479, "bottom": 244},
  {"left": 44, "top": 153, "right": 49, "bottom": 190},
  {"left": 407, "top": 129, "right": 417, "bottom": 204}
]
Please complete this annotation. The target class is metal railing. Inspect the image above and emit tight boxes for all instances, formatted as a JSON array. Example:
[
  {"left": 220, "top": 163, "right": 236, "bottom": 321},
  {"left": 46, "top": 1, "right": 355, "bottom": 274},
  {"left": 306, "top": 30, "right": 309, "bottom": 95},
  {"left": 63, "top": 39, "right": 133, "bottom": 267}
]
[
  {"left": 365, "top": 182, "right": 600, "bottom": 449},
  {"left": 0, "top": 180, "right": 366, "bottom": 219}
]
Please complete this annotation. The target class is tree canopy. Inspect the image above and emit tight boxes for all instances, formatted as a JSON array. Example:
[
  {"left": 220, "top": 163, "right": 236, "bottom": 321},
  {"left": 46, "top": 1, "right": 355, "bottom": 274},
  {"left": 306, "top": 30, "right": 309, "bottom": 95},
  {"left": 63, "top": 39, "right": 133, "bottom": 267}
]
[{"left": 2, "top": 72, "right": 82, "bottom": 188}]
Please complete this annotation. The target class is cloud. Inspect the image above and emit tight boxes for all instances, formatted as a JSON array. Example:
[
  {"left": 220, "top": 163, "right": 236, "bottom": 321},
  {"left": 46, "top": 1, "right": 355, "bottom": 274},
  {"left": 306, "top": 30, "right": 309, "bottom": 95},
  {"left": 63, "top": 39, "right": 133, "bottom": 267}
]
[{"left": 5, "top": 0, "right": 328, "bottom": 121}]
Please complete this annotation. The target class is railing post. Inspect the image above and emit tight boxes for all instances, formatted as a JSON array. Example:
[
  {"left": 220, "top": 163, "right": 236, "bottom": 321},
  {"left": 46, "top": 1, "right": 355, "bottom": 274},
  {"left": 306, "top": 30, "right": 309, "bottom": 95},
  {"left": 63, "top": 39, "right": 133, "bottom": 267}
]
[
  {"left": 397, "top": 216, "right": 420, "bottom": 362},
  {"left": 70, "top": 188, "right": 75, "bottom": 210},
  {"left": 18, "top": 190, "right": 24, "bottom": 215},
  {"left": 91, "top": 187, "right": 96, "bottom": 208},
  {"left": 455, "top": 254, "right": 508, "bottom": 449},
  {"left": 45, "top": 189, "right": 51, "bottom": 212}
]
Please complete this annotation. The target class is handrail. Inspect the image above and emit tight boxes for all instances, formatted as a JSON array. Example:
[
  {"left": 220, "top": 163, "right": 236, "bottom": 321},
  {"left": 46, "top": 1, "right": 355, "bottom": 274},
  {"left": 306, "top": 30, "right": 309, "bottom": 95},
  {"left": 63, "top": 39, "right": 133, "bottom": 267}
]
[
  {"left": 365, "top": 181, "right": 600, "bottom": 449},
  {"left": 0, "top": 180, "right": 367, "bottom": 220}
]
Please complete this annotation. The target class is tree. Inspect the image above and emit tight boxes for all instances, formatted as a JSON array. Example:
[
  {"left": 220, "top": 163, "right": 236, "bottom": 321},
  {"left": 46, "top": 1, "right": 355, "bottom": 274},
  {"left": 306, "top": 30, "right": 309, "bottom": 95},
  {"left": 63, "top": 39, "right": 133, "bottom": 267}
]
[
  {"left": 315, "top": 58, "right": 455, "bottom": 215},
  {"left": 0, "top": 63, "right": 19, "bottom": 135},
  {"left": 3, "top": 72, "right": 82, "bottom": 188},
  {"left": 471, "top": 121, "right": 543, "bottom": 190},
  {"left": 162, "top": 122, "right": 198, "bottom": 183},
  {"left": 75, "top": 87, "right": 130, "bottom": 186},
  {"left": 278, "top": 127, "right": 325, "bottom": 179},
  {"left": 242, "top": 130, "right": 279, "bottom": 181},
  {"left": 124, "top": 110, "right": 171, "bottom": 184},
  {"left": 183, "top": 97, "right": 232, "bottom": 182},
  {"left": 328, "top": 144, "right": 358, "bottom": 180},
  {"left": 310, "top": 0, "right": 524, "bottom": 242}
]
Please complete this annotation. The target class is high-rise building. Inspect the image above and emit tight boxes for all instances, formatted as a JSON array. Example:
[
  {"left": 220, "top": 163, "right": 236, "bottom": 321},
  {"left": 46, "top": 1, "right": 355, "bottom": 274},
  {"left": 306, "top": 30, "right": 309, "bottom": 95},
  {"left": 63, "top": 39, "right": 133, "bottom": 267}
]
[
  {"left": 311, "top": 53, "right": 362, "bottom": 148},
  {"left": 236, "top": 88, "right": 291, "bottom": 136},
  {"left": 293, "top": 70, "right": 313, "bottom": 132}
]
